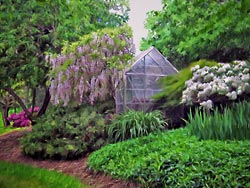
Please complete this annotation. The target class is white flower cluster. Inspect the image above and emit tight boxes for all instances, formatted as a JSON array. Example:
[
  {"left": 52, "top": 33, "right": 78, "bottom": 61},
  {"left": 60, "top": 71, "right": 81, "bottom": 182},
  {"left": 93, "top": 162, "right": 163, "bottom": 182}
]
[{"left": 182, "top": 61, "right": 250, "bottom": 110}]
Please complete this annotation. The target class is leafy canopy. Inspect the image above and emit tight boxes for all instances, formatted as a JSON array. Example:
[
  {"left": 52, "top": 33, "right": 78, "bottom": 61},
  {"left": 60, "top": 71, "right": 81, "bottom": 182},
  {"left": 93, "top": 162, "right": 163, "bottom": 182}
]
[
  {"left": 0, "top": 0, "right": 129, "bottom": 120},
  {"left": 141, "top": 0, "right": 250, "bottom": 68}
]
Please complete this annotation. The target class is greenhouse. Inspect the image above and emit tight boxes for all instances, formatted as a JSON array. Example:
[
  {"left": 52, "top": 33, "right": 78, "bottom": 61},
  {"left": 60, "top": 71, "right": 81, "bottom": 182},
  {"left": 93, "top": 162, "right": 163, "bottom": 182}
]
[{"left": 116, "top": 47, "right": 178, "bottom": 113}]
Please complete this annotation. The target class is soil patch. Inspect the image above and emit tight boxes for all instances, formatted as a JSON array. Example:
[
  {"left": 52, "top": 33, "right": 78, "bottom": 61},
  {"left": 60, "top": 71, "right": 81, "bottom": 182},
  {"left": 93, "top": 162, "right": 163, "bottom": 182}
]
[{"left": 0, "top": 130, "right": 138, "bottom": 188}]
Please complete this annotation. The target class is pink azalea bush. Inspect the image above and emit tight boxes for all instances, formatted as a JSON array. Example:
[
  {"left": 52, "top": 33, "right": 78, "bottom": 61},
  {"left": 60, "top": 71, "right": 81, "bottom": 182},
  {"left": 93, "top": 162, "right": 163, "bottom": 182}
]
[{"left": 7, "top": 107, "right": 39, "bottom": 127}]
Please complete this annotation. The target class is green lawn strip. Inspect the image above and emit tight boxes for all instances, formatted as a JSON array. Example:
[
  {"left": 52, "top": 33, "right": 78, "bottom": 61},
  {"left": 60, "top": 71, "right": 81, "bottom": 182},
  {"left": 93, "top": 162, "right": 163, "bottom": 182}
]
[
  {"left": 0, "top": 161, "right": 88, "bottom": 188},
  {"left": 88, "top": 128, "right": 250, "bottom": 188},
  {"left": 0, "top": 126, "right": 26, "bottom": 135}
]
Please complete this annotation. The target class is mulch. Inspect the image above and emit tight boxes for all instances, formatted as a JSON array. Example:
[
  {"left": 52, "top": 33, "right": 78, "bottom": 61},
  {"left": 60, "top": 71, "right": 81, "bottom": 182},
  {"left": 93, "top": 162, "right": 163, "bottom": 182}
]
[{"left": 0, "top": 130, "right": 139, "bottom": 188}]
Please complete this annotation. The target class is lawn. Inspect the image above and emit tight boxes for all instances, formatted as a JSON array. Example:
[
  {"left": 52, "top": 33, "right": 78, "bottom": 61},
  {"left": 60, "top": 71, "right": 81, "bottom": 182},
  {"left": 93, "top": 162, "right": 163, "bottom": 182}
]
[{"left": 0, "top": 161, "right": 88, "bottom": 188}]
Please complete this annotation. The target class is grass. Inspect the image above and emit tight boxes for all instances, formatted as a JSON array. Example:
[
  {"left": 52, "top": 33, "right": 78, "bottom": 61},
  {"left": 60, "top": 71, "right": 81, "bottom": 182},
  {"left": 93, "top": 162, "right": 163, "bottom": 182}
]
[
  {"left": 108, "top": 110, "right": 166, "bottom": 143},
  {"left": 186, "top": 101, "right": 250, "bottom": 140},
  {"left": 88, "top": 128, "right": 250, "bottom": 187},
  {"left": 0, "top": 161, "right": 88, "bottom": 188}
]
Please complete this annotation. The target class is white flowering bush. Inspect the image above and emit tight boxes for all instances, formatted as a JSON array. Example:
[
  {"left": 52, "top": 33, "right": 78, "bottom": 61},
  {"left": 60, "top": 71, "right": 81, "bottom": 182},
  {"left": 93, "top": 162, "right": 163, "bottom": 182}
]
[{"left": 182, "top": 61, "right": 250, "bottom": 109}]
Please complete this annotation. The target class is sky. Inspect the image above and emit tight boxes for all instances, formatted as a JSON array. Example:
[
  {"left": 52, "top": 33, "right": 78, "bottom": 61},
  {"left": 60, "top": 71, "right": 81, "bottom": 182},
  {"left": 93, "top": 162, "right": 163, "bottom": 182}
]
[{"left": 128, "top": 0, "right": 162, "bottom": 54}]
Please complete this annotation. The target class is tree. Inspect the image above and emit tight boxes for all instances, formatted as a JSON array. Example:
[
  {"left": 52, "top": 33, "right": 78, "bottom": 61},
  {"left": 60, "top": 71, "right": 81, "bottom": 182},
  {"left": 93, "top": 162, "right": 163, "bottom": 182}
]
[
  {"left": 48, "top": 25, "right": 135, "bottom": 106},
  {"left": 141, "top": 0, "right": 250, "bottom": 69},
  {"left": 0, "top": 0, "right": 129, "bottom": 125}
]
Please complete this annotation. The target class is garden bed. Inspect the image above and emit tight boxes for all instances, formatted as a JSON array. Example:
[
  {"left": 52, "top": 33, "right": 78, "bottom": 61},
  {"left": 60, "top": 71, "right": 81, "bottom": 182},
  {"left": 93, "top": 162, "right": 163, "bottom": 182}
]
[{"left": 0, "top": 130, "right": 138, "bottom": 188}]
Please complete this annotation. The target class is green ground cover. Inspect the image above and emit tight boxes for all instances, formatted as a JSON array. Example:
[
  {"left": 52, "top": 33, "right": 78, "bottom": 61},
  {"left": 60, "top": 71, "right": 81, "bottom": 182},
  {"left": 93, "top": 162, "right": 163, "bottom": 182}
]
[
  {"left": 88, "top": 128, "right": 250, "bottom": 188},
  {"left": 0, "top": 161, "right": 87, "bottom": 188}
]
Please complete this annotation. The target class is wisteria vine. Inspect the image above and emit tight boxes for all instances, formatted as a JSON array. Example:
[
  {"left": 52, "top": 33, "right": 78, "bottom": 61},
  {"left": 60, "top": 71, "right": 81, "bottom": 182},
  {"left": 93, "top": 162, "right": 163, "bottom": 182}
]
[{"left": 47, "top": 26, "right": 135, "bottom": 106}]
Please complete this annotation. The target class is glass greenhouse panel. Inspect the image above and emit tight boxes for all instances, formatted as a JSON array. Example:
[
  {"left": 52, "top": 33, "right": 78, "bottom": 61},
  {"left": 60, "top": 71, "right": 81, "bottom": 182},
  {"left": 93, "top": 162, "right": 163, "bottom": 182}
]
[{"left": 115, "top": 47, "right": 178, "bottom": 113}]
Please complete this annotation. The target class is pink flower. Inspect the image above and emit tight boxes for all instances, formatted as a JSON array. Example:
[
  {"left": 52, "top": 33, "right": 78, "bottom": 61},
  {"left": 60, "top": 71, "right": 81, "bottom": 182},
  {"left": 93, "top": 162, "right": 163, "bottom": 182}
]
[
  {"left": 34, "top": 107, "right": 39, "bottom": 112},
  {"left": 20, "top": 120, "right": 31, "bottom": 127}
]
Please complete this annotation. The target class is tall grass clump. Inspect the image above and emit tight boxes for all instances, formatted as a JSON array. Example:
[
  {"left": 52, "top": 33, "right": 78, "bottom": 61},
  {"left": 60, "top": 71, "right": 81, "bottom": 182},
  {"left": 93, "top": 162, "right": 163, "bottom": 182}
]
[
  {"left": 107, "top": 110, "right": 167, "bottom": 143},
  {"left": 186, "top": 101, "right": 250, "bottom": 140}
]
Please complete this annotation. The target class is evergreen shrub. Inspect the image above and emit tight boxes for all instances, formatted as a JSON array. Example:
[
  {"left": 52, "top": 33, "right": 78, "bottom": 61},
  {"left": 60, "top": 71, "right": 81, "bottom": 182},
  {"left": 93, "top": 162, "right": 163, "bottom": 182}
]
[{"left": 20, "top": 105, "right": 107, "bottom": 159}]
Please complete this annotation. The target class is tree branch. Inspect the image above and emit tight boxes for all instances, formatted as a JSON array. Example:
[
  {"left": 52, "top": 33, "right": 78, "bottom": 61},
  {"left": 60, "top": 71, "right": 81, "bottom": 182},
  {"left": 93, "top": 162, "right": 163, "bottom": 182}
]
[
  {"left": 37, "top": 86, "right": 51, "bottom": 117},
  {"left": 4, "top": 86, "right": 32, "bottom": 119}
]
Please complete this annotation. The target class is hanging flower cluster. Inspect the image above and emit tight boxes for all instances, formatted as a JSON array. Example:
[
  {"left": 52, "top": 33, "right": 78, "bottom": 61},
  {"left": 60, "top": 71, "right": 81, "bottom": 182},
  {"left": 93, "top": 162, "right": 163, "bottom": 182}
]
[
  {"left": 48, "top": 26, "right": 135, "bottom": 106},
  {"left": 182, "top": 61, "right": 250, "bottom": 110}
]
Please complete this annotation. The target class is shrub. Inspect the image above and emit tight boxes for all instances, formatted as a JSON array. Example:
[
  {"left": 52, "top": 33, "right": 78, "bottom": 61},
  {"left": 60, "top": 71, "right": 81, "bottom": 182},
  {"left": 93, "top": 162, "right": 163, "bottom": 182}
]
[
  {"left": 7, "top": 107, "right": 39, "bottom": 127},
  {"left": 107, "top": 110, "right": 167, "bottom": 143},
  {"left": 182, "top": 60, "right": 250, "bottom": 110},
  {"left": 186, "top": 100, "right": 250, "bottom": 140},
  {"left": 88, "top": 128, "right": 250, "bottom": 188},
  {"left": 20, "top": 105, "right": 107, "bottom": 160},
  {"left": 153, "top": 60, "right": 218, "bottom": 108}
]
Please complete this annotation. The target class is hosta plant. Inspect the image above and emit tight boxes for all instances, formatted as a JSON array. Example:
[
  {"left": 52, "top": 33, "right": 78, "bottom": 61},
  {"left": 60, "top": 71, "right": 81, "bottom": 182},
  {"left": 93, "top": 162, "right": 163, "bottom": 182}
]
[{"left": 107, "top": 110, "right": 167, "bottom": 143}]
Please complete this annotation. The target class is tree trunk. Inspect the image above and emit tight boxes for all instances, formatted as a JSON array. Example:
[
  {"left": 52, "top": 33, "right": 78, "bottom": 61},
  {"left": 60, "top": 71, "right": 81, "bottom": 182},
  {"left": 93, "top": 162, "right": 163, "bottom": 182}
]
[
  {"left": 37, "top": 86, "right": 51, "bottom": 117},
  {"left": 2, "top": 107, "right": 10, "bottom": 127},
  {"left": 31, "top": 88, "right": 37, "bottom": 113}
]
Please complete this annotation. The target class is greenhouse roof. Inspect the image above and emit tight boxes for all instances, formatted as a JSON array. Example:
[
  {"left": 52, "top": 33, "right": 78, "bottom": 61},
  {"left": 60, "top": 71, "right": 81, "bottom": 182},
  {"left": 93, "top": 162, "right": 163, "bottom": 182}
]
[{"left": 126, "top": 46, "right": 178, "bottom": 76}]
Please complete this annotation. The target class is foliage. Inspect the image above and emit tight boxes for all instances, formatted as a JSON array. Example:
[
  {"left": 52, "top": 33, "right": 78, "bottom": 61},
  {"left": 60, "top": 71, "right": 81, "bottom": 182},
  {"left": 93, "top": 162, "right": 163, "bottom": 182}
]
[
  {"left": 107, "top": 110, "right": 167, "bottom": 143},
  {"left": 48, "top": 25, "right": 135, "bottom": 106},
  {"left": 141, "top": 0, "right": 250, "bottom": 68},
  {"left": 186, "top": 101, "right": 250, "bottom": 140},
  {"left": 88, "top": 128, "right": 250, "bottom": 188},
  {"left": 153, "top": 60, "right": 218, "bottom": 107},
  {"left": 55, "top": 0, "right": 130, "bottom": 44},
  {"left": 20, "top": 105, "right": 107, "bottom": 159},
  {"left": 7, "top": 107, "right": 39, "bottom": 127},
  {"left": 0, "top": 161, "right": 86, "bottom": 188},
  {"left": 0, "top": 0, "right": 129, "bottom": 124},
  {"left": 182, "top": 61, "right": 250, "bottom": 109}
]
